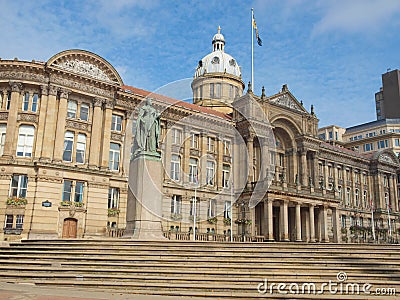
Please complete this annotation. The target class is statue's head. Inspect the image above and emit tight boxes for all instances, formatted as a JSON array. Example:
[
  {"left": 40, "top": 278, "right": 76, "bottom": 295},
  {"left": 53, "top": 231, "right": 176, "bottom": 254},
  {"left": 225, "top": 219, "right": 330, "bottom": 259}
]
[{"left": 145, "top": 98, "right": 152, "bottom": 106}]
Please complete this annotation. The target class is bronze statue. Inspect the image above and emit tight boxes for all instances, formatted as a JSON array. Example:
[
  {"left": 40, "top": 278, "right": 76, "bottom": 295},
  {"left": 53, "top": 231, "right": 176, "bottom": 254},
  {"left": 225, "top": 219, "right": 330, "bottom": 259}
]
[{"left": 134, "top": 98, "right": 160, "bottom": 154}]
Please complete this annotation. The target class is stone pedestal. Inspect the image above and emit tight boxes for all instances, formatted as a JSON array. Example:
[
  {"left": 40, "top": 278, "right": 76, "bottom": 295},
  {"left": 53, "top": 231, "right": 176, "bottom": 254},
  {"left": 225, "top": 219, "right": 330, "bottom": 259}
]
[{"left": 124, "top": 152, "right": 165, "bottom": 240}]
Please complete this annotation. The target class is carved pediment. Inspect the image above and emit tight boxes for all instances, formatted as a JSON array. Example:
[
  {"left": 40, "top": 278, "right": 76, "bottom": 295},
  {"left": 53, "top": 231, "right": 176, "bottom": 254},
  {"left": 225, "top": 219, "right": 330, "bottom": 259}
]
[
  {"left": 47, "top": 49, "right": 123, "bottom": 86},
  {"left": 269, "top": 92, "right": 306, "bottom": 113}
]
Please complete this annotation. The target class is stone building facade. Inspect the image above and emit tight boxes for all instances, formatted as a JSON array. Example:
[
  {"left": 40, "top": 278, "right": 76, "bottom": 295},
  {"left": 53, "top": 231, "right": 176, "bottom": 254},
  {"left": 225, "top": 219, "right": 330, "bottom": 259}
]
[{"left": 0, "top": 30, "right": 399, "bottom": 243}]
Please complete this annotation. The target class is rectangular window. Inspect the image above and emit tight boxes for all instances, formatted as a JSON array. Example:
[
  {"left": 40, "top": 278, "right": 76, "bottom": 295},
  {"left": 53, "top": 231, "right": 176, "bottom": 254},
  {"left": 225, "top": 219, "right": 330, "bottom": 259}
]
[
  {"left": 363, "top": 190, "right": 367, "bottom": 207},
  {"left": 346, "top": 188, "right": 351, "bottom": 206},
  {"left": 341, "top": 215, "right": 346, "bottom": 228},
  {"left": 363, "top": 143, "right": 373, "bottom": 151},
  {"left": 10, "top": 174, "right": 28, "bottom": 198},
  {"left": 62, "top": 180, "right": 73, "bottom": 202},
  {"left": 172, "top": 128, "right": 182, "bottom": 145},
  {"left": 31, "top": 93, "right": 39, "bottom": 112},
  {"left": 338, "top": 186, "right": 342, "bottom": 200},
  {"left": 355, "top": 189, "right": 359, "bottom": 206},
  {"left": 67, "top": 100, "right": 77, "bottom": 118},
  {"left": 108, "top": 187, "right": 119, "bottom": 209},
  {"left": 189, "top": 158, "right": 198, "bottom": 183},
  {"left": 338, "top": 167, "right": 342, "bottom": 179},
  {"left": 207, "top": 199, "right": 216, "bottom": 218},
  {"left": 0, "top": 124, "right": 6, "bottom": 156},
  {"left": 74, "top": 181, "right": 84, "bottom": 203},
  {"left": 76, "top": 134, "right": 86, "bottom": 164},
  {"left": 229, "top": 84, "right": 233, "bottom": 98},
  {"left": 223, "top": 140, "right": 231, "bottom": 155},
  {"left": 224, "top": 201, "right": 231, "bottom": 218},
  {"left": 80, "top": 103, "right": 89, "bottom": 121},
  {"left": 111, "top": 114, "right": 122, "bottom": 131},
  {"left": 395, "top": 139, "right": 400, "bottom": 147},
  {"left": 16, "top": 215, "right": 24, "bottom": 229},
  {"left": 22, "top": 92, "right": 29, "bottom": 111},
  {"left": 207, "top": 137, "right": 215, "bottom": 152},
  {"left": 222, "top": 164, "right": 230, "bottom": 188},
  {"left": 5, "top": 215, "right": 13, "bottom": 229},
  {"left": 190, "top": 197, "right": 199, "bottom": 216},
  {"left": 210, "top": 83, "right": 214, "bottom": 98},
  {"left": 215, "top": 83, "right": 221, "bottom": 98},
  {"left": 206, "top": 161, "right": 215, "bottom": 186},
  {"left": 109, "top": 143, "right": 120, "bottom": 171},
  {"left": 199, "top": 85, "right": 203, "bottom": 100},
  {"left": 279, "top": 153, "right": 284, "bottom": 167},
  {"left": 191, "top": 133, "right": 199, "bottom": 149},
  {"left": 328, "top": 131, "right": 333, "bottom": 140},
  {"left": 170, "top": 195, "right": 182, "bottom": 214},
  {"left": 17, "top": 125, "right": 34, "bottom": 157},
  {"left": 6, "top": 92, "right": 11, "bottom": 110},
  {"left": 170, "top": 154, "right": 180, "bottom": 181},
  {"left": 63, "top": 131, "right": 74, "bottom": 162}
]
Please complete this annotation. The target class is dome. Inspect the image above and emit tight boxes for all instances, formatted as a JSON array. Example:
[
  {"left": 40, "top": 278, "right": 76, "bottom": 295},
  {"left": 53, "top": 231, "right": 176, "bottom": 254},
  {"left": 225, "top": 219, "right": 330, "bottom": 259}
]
[
  {"left": 194, "top": 27, "right": 241, "bottom": 79},
  {"left": 194, "top": 51, "right": 241, "bottom": 78}
]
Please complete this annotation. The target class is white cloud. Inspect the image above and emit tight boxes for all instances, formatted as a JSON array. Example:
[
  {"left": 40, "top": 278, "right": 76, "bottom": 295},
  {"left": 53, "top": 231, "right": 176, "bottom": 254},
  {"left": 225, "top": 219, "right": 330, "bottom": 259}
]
[{"left": 312, "top": 0, "right": 400, "bottom": 35}]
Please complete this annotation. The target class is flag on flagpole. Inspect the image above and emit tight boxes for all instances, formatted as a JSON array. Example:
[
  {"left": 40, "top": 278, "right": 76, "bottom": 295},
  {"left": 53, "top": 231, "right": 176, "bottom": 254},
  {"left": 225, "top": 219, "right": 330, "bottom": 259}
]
[{"left": 252, "top": 13, "right": 262, "bottom": 46}]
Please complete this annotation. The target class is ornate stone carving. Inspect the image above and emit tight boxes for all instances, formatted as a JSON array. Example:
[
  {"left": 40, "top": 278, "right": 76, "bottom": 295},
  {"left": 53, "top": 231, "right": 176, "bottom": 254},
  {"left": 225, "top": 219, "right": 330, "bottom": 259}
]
[
  {"left": 48, "top": 85, "right": 59, "bottom": 96},
  {"left": 17, "top": 113, "right": 38, "bottom": 124},
  {"left": 190, "top": 149, "right": 200, "bottom": 157},
  {"left": 270, "top": 94, "right": 302, "bottom": 112},
  {"left": 0, "top": 112, "right": 8, "bottom": 120},
  {"left": 379, "top": 154, "right": 394, "bottom": 164},
  {"left": 51, "top": 77, "right": 114, "bottom": 98},
  {"left": 111, "top": 132, "right": 123, "bottom": 142},
  {"left": 93, "top": 97, "right": 103, "bottom": 107},
  {"left": 9, "top": 82, "right": 22, "bottom": 93},
  {"left": 55, "top": 59, "right": 113, "bottom": 83},
  {"left": 59, "top": 88, "right": 71, "bottom": 99},
  {"left": 0, "top": 72, "right": 47, "bottom": 84},
  {"left": 104, "top": 99, "right": 114, "bottom": 109},
  {"left": 66, "top": 120, "right": 91, "bottom": 132},
  {"left": 40, "top": 85, "right": 49, "bottom": 95}
]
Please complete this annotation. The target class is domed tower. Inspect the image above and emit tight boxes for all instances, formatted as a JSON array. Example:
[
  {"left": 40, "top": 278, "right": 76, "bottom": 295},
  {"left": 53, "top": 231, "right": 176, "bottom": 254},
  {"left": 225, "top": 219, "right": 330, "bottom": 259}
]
[{"left": 192, "top": 27, "right": 245, "bottom": 114}]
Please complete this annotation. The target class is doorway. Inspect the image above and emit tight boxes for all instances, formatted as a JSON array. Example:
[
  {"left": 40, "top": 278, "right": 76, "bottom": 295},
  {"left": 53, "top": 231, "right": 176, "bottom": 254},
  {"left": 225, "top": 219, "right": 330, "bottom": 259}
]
[{"left": 62, "top": 218, "right": 77, "bottom": 238}]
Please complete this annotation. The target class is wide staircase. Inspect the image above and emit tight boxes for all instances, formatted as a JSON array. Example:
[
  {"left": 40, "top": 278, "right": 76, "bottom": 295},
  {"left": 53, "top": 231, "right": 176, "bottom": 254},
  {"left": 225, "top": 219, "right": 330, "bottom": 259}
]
[{"left": 0, "top": 240, "right": 399, "bottom": 299}]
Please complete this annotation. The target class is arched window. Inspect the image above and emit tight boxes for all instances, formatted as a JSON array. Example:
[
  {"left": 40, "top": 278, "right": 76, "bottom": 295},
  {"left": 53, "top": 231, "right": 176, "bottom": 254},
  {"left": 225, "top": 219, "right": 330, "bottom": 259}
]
[
  {"left": 16, "top": 125, "right": 34, "bottom": 157},
  {"left": 0, "top": 124, "right": 6, "bottom": 156}
]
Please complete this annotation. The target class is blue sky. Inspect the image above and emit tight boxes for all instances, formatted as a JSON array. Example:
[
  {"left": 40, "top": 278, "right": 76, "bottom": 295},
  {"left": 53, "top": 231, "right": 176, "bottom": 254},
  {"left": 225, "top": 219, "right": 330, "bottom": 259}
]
[{"left": 1, "top": 0, "right": 399, "bottom": 127}]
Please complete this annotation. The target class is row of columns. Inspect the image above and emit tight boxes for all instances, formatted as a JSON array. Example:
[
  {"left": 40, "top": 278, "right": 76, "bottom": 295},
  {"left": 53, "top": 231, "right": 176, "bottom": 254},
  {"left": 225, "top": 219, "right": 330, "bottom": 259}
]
[
  {"left": 260, "top": 199, "right": 341, "bottom": 243},
  {"left": 2, "top": 82, "right": 121, "bottom": 170}
]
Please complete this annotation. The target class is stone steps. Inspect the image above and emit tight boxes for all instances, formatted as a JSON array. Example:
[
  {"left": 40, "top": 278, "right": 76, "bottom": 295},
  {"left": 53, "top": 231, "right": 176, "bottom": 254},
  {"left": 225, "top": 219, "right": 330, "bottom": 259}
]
[{"left": 0, "top": 239, "right": 399, "bottom": 298}]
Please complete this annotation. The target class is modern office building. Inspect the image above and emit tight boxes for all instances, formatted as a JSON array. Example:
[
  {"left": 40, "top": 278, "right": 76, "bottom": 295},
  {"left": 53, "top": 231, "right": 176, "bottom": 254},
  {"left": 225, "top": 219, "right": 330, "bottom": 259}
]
[
  {"left": 376, "top": 69, "right": 400, "bottom": 120},
  {"left": 0, "top": 30, "right": 399, "bottom": 243}
]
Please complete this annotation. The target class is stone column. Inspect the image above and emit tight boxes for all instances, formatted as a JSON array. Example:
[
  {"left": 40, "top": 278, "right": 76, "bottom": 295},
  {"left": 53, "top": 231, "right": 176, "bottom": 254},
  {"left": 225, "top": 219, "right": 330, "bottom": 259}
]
[
  {"left": 280, "top": 200, "right": 289, "bottom": 241},
  {"left": 182, "top": 127, "right": 191, "bottom": 184},
  {"left": 41, "top": 85, "right": 59, "bottom": 160},
  {"left": 3, "top": 82, "right": 22, "bottom": 158},
  {"left": 389, "top": 174, "right": 396, "bottom": 212},
  {"left": 309, "top": 204, "right": 316, "bottom": 242},
  {"left": 216, "top": 134, "right": 223, "bottom": 188},
  {"left": 265, "top": 199, "right": 274, "bottom": 241},
  {"left": 246, "top": 135, "right": 254, "bottom": 186},
  {"left": 393, "top": 175, "right": 399, "bottom": 212},
  {"left": 312, "top": 152, "right": 319, "bottom": 189},
  {"left": 250, "top": 206, "right": 256, "bottom": 236},
  {"left": 301, "top": 150, "right": 308, "bottom": 186},
  {"left": 320, "top": 205, "right": 329, "bottom": 242},
  {"left": 295, "top": 202, "right": 302, "bottom": 241},
  {"left": 100, "top": 100, "right": 114, "bottom": 170},
  {"left": 122, "top": 110, "right": 133, "bottom": 176},
  {"left": 332, "top": 206, "right": 341, "bottom": 243},
  {"left": 162, "top": 121, "right": 172, "bottom": 181},
  {"left": 53, "top": 89, "right": 70, "bottom": 162},
  {"left": 88, "top": 98, "right": 103, "bottom": 168},
  {"left": 34, "top": 85, "right": 49, "bottom": 158}
]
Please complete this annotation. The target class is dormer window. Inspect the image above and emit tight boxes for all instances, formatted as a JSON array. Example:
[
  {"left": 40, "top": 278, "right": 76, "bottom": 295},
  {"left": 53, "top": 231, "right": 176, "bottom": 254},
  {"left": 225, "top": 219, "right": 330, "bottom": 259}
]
[{"left": 229, "top": 59, "right": 236, "bottom": 66}]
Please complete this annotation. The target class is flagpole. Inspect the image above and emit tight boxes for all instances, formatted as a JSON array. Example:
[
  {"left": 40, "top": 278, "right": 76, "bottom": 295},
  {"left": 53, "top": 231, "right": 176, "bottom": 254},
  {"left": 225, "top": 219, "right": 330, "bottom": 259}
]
[{"left": 251, "top": 8, "right": 254, "bottom": 88}]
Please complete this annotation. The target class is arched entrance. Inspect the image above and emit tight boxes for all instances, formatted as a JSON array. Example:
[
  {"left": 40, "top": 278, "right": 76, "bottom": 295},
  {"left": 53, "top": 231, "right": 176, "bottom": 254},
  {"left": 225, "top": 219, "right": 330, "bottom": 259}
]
[{"left": 62, "top": 218, "right": 77, "bottom": 238}]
